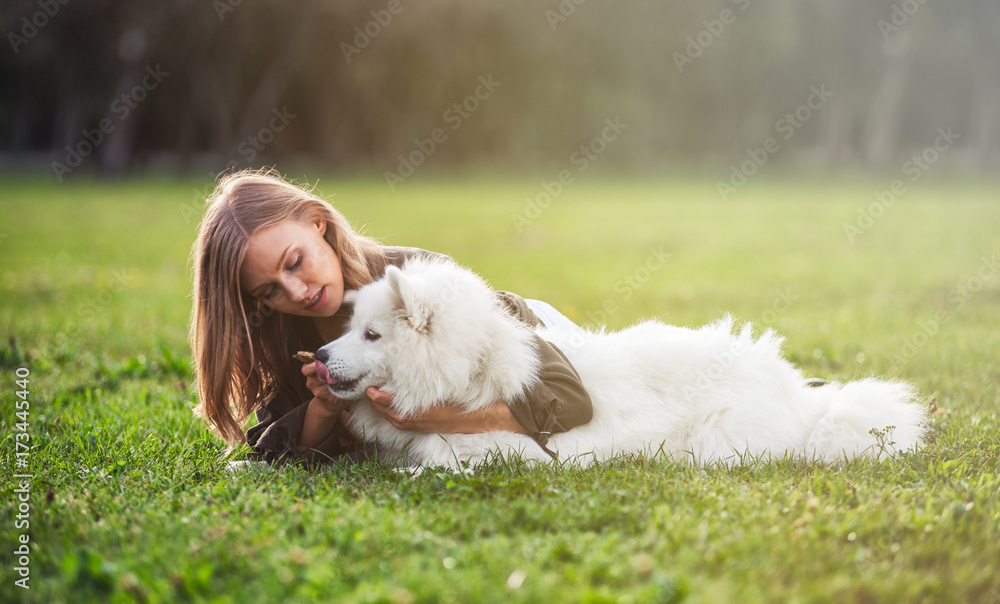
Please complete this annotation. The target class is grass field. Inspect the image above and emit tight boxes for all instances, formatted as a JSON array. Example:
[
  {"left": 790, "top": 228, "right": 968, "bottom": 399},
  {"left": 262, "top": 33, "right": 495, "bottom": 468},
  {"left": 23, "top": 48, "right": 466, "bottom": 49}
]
[{"left": 1, "top": 175, "right": 999, "bottom": 603}]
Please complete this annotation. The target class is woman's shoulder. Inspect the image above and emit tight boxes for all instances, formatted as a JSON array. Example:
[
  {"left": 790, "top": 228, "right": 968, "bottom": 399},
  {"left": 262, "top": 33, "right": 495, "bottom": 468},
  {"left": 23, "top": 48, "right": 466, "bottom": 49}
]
[
  {"left": 380, "top": 246, "right": 453, "bottom": 271},
  {"left": 380, "top": 246, "right": 539, "bottom": 325}
]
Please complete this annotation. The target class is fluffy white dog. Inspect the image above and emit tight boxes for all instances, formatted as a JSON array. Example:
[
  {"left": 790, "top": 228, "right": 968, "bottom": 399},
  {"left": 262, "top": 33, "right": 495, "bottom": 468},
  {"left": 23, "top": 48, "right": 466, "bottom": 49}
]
[{"left": 315, "top": 259, "right": 928, "bottom": 468}]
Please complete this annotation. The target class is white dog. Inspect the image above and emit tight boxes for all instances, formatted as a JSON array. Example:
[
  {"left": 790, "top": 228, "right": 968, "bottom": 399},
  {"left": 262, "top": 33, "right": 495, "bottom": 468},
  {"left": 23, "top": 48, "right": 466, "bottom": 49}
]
[{"left": 315, "top": 259, "right": 928, "bottom": 468}]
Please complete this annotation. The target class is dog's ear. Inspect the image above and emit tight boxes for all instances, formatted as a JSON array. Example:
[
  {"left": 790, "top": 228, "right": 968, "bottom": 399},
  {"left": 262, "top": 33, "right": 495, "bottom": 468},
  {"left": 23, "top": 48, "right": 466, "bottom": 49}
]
[
  {"left": 385, "top": 266, "right": 407, "bottom": 310},
  {"left": 386, "top": 266, "right": 431, "bottom": 334},
  {"left": 343, "top": 290, "right": 359, "bottom": 305}
]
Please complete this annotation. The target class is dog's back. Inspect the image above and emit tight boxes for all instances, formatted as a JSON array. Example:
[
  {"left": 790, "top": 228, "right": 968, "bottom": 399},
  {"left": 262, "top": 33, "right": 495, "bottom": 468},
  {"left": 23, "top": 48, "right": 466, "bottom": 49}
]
[
  {"left": 541, "top": 317, "right": 926, "bottom": 465},
  {"left": 332, "top": 259, "right": 927, "bottom": 468}
]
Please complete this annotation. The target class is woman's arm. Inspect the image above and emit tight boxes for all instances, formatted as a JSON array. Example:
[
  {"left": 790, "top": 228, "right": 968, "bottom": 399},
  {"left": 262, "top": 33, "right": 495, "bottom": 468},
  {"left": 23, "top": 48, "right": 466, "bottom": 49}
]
[
  {"left": 366, "top": 388, "right": 527, "bottom": 434},
  {"left": 245, "top": 363, "right": 358, "bottom": 465},
  {"left": 298, "top": 362, "right": 351, "bottom": 450}
]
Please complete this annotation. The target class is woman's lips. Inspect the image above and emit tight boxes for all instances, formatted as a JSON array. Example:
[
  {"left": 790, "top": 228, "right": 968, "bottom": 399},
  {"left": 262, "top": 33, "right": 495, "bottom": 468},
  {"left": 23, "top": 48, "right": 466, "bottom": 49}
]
[{"left": 305, "top": 286, "right": 326, "bottom": 311}]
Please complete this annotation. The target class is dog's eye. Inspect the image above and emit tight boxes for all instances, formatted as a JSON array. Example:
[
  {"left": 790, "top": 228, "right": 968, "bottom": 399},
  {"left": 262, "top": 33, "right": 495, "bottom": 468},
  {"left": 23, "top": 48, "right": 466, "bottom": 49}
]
[{"left": 363, "top": 328, "right": 381, "bottom": 342}]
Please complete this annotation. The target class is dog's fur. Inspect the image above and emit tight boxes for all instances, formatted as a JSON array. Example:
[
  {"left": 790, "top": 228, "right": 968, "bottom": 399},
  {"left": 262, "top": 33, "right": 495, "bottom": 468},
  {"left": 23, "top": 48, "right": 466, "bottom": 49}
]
[{"left": 316, "top": 259, "right": 928, "bottom": 468}]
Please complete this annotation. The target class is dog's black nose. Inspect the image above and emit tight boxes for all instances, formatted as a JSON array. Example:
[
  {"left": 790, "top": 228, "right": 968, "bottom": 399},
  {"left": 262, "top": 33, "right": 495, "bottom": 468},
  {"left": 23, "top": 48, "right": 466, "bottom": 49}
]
[{"left": 314, "top": 348, "right": 328, "bottom": 363}]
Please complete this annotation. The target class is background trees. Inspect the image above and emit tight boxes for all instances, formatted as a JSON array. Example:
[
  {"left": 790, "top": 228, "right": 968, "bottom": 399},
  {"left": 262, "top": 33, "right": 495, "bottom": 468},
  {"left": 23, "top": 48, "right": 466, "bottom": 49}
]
[{"left": 2, "top": 0, "right": 997, "bottom": 178}]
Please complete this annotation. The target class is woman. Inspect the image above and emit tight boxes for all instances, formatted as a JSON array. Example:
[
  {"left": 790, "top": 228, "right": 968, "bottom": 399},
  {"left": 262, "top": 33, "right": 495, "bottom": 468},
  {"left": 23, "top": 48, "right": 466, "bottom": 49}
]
[{"left": 190, "top": 169, "right": 593, "bottom": 466}]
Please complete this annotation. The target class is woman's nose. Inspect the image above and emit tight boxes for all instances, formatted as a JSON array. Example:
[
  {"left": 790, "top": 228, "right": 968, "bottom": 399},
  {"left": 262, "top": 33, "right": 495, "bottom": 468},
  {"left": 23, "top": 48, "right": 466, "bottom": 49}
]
[{"left": 281, "top": 276, "right": 308, "bottom": 302}]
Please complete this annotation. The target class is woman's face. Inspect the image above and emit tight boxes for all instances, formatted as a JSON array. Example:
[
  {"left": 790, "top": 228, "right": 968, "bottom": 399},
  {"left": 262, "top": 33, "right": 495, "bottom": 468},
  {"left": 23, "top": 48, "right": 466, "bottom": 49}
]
[{"left": 239, "top": 218, "right": 344, "bottom": 317}]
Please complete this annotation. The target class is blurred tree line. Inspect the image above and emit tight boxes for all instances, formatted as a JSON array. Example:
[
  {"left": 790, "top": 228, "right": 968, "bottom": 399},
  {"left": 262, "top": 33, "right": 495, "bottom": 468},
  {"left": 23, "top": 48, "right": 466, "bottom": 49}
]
[{"left": 1, "top": 0, "right": 998, "bottom": 178}]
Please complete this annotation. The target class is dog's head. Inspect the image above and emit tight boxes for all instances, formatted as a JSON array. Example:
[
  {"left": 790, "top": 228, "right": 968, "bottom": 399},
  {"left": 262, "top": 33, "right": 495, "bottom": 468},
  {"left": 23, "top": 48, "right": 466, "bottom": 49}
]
[{"left": 314, "top": 259, "right": 503, "bottom": 409}]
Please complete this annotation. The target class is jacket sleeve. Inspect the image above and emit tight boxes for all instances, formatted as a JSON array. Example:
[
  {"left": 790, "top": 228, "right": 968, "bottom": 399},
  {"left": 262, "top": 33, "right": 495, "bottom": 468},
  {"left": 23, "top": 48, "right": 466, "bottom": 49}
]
[
  {"left": 494, "top": 291, "right": 594, "bottom": 446},
  {"left": 245, "top": 377, "right": 365, "bottom": 466}
]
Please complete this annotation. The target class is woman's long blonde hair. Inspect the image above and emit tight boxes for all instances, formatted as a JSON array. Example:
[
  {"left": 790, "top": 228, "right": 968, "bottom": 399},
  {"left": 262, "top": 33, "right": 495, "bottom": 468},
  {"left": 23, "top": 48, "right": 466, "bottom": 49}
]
[{"left": 189, "top": 168, "right": 386, "bottom": 444}]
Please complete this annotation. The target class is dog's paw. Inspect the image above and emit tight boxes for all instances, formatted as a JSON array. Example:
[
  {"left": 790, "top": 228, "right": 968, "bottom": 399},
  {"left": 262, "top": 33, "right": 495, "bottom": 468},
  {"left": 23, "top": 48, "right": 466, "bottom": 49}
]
[
  {"left": 395, "top": 465, "right": 426, "bottom": 478},
  {"left": 393, "top": 465, "right": 474, "bottom": 478},
  {"left": 224, "top": 459, "right": 269, "bottom": 473}
]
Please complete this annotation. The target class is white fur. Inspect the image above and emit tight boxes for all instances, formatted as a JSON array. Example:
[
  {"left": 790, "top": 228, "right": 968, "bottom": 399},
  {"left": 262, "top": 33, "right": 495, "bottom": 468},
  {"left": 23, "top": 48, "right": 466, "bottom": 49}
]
[{"left": 316, "top": 259, "right": 929, "bottom": 468}]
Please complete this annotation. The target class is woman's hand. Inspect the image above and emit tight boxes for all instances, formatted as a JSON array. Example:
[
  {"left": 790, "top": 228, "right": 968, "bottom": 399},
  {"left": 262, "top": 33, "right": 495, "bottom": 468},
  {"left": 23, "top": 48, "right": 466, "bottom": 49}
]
[
  {"left": 366, "top": 387, "right": 527, "bottom": 434},
  {"left": 302, "top": 362, "right": 349, "bottom": 414}
]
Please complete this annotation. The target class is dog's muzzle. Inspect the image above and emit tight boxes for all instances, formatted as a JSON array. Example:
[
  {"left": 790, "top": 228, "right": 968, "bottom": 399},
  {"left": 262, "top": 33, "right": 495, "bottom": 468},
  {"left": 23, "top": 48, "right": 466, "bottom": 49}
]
[{"left": 314, "top": 349, "right": 366, "bottom": 395}]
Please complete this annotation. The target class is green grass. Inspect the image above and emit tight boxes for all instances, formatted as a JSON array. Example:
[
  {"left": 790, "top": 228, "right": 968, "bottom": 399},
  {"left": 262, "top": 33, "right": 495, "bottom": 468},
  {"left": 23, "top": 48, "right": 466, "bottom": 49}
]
[{"left": 1, "top": 175, "right": 999, "bottom": 603}]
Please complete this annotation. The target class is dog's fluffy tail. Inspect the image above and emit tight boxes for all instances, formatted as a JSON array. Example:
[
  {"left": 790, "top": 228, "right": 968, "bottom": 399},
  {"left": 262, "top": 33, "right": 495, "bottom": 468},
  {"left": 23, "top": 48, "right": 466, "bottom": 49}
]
[{"left": 804, "top": 378, "right": 928, "bottom": 463}]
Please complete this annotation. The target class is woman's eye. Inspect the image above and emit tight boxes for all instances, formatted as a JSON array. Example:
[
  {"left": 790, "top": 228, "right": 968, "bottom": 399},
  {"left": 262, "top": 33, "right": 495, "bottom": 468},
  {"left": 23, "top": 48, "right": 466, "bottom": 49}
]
[
  {"left": 364, "top": 329, "right": 381, "bottom": 342},
  {"left": 289, "top": 253, "right": 302, "bottom": 270},
  {"left": 264, "top": 287, "right": 278, "bottom": 300}
]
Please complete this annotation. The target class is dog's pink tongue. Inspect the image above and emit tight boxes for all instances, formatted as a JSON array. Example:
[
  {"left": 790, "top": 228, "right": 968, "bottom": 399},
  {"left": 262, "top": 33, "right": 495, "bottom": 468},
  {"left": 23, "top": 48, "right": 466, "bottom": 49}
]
[{"left": 315, "top": 360, "right": 333, "bottom": 384}]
